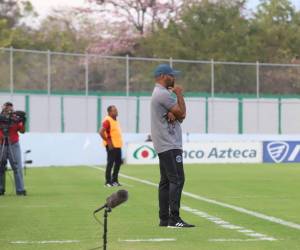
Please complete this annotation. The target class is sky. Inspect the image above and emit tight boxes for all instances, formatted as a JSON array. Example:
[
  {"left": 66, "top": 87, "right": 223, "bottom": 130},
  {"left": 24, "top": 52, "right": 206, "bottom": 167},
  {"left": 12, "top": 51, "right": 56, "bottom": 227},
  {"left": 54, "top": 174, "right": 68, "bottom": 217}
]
[
  {"left": 30, "top": 0, "right": 300, "bottom": 18},
  {"left": 30, "top": 0, "right": 88, "bottom": 17}
]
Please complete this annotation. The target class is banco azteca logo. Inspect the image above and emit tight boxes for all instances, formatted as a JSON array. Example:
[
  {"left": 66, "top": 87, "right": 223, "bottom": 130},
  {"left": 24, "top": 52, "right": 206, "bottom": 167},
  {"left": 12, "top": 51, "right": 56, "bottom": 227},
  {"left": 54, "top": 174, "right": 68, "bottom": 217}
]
[
  {"left": 133, "top": 145, "right": 157, "bottom": 159},
  {"left": 267, "top": 141, "right": 289, "bottom": 163}
]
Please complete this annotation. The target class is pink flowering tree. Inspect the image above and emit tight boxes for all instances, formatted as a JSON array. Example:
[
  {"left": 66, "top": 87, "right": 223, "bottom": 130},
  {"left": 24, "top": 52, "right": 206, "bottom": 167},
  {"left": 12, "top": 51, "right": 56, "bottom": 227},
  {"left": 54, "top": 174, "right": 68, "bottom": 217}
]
[
  {"left": 87, "top": 0, "right": 182, "bottom": 35},
  {"left": 79, "top": 0, "right": 183, "bottom": 55}
]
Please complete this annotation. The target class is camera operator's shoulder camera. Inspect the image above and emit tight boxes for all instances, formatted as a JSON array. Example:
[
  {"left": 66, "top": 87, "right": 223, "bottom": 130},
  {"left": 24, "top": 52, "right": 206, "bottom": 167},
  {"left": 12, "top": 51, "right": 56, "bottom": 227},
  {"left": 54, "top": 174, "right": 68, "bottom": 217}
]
[{"left": 0, "top": 102, "right": 27, "bottom": 125}]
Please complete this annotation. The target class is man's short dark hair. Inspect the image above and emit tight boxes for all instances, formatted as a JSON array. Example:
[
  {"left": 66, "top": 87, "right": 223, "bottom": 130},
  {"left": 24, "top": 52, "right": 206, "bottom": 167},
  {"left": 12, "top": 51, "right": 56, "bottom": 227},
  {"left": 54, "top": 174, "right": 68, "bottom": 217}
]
[
  {"left": 3, "top": 102, "right": 13, "bottom": 107},
  {"left": 107, "top": 105, "right": 115, "bottom": 113}
]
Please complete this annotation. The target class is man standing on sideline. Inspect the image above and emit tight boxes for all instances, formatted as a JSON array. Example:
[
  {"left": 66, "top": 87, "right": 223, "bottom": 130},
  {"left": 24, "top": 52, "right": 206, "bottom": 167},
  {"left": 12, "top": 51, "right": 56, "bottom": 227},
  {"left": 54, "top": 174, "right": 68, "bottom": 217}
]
[
  {"left": 151, "top": 64, "right": 195, "bottom": 228},
  {"left": 99, "top": 105, "right": 123, "bottom": 187},
  {"left": 0, "top": 102, "right": 26, "bottom": 196}
]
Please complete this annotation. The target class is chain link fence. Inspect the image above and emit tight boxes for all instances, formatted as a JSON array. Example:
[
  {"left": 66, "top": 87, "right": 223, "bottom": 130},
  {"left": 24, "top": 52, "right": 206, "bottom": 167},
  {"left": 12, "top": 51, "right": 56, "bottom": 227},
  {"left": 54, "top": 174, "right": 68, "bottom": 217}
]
[
  {"left": 1, "top": 47, "right": 300, "bottom": 134},
  {"left": 2, "top": 47, "right": 300, "bottom": 96}
]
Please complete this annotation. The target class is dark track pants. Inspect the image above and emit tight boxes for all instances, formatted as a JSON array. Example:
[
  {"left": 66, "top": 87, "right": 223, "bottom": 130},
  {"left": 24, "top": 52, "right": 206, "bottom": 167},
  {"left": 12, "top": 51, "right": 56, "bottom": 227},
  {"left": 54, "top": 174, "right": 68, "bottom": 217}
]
[
  {"left": 105, "top": 147, "right": 122, "bottom": 183},
  {"left": 158, "top": 149, "right": 185, "bottom": 221}
]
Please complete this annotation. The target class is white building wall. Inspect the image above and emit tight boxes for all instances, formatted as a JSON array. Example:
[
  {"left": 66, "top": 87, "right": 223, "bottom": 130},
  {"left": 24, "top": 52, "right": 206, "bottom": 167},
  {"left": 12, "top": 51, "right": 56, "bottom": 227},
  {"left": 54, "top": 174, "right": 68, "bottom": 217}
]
[{"left": 0, "top": 94, "right": 299, "bottom": 134}]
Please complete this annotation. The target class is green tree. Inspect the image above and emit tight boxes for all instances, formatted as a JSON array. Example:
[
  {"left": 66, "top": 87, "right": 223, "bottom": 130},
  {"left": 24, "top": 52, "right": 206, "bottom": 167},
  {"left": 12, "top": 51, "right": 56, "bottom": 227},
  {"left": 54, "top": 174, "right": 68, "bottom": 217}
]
[
  {"left": 0, "top": 0, "right": 36, "bottom": 48},
  {"left": 9, "top": 9, "right": 94, "bottom": 93},
  {"left": 137, "top": 0, "right": 251, "bottom": 61},
  {"left": 135, "top": 1, "right": 257, "bottom": 94},
  {"left": 251, "top": 0, "right": 300, "bottom": 62},
  {"left": 249, "top": 0, "right": 300, "bottom": 94},
  {"left": 0, "top": 19, "right": 11, "bottom": 47}
]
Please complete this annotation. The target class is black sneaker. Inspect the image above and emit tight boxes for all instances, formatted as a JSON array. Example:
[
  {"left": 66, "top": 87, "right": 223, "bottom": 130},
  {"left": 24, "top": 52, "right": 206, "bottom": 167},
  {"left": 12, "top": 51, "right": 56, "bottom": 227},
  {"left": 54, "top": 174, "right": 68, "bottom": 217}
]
[
  {"left": 104, "top": 183, "right": 113, "bottom": 187},
  {"left": 0, "top": 190, "right": 5, "bottom": 196},
  {"left": 168, "top": 217, "right": 195, "bottom": 228},
  {"left": 16, "top": 190, "right": 27, "bottom": 196},
  {"left": 159, "top": 220, "right": 168, "bottom": 227}
]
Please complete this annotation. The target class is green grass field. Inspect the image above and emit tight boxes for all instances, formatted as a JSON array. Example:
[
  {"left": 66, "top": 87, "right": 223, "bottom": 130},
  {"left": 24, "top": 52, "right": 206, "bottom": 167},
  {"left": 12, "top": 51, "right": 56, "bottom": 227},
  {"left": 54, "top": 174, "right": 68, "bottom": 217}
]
[{"left": 1, "top": 164, "right": 300, "bottom": 250}]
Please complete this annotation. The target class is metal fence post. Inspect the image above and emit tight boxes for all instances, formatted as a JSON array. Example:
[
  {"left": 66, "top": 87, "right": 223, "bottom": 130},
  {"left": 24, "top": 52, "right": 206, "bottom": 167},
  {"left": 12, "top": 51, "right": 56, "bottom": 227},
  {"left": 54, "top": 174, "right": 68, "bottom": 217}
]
[
  {"left": 85, "top": 53, "right": 89, "bottom": 97},
  {"left": 85, "top": 53, "right": 89, "bottom": 132},
  {"left": 210, "top": 59, "right": 215, "bottom": 133},
  {"left": 47, "top": 50, "right": 51, "bottom": 95},
  {"left": 9, "top": 47, "right": 14, "bottom": 98},
  {"left": 125, "top": 55, "right": 130, "bottom": 132},
  {"left": 126, "top": 55, "right": 129, "bottom": 97},
  {"left": 47, "top": 50, "right": 51, "bottom": 132},
  {"left": 169, "top": 57, "right": 173, "bottom": 67}
]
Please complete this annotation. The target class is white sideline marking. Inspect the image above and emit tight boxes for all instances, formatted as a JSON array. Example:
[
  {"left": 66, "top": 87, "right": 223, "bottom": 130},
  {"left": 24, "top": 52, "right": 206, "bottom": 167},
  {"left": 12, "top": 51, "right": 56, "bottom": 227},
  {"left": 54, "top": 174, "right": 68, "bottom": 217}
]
[
  {"left": 24, "top": 205, "right": 67, "bottom": 208},
  {"left": 182, "top": 206, "right": 276, "bottom": 241},
  {"left": 221, "top": 224, "right": 242, "bottom": 230},
  {"left": 10, "top": 240, "right": 80, "bottom": 244},
  {"left": 90, "top": 166, "right": 276, "bottom": 241},
  {"left": 88, "top": 166, "right": 300, "bottom": 231},
  {"left": 181, "top": 190, "right": 300, "bottom": 231},
  {"left": 238, "top": 229, "right": 254, "bottom": 233},
  {"left": 119, "top": 238, "right": 176, "bottom": 242},
  {"left": 209, "top": 238, "right": 275, "bottom": 242}
]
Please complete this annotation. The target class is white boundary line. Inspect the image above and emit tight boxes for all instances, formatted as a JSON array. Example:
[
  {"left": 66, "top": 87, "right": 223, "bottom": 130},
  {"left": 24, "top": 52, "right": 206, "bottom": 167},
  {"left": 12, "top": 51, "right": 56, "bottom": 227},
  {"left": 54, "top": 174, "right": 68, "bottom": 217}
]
[
  {"left": 89, "top": 166, "right": 300, "bottom": 231},
  {"left": 209, "top": 239, "right": 275, "bottom": 242},
  {"left": 181, "top": 190, "right": 300, "bottom": 230},
  {"left": 182, "top": 206, "right": 276, "bottom": 241},
  {"left": 119, "top": 238, "right": 176, "bottom": 242},
  {"left": 10, "top": 240, "right": 80, "bottom": 244},
  {"left": 90, "top": 166, "right": 276, "bottom": 241}
]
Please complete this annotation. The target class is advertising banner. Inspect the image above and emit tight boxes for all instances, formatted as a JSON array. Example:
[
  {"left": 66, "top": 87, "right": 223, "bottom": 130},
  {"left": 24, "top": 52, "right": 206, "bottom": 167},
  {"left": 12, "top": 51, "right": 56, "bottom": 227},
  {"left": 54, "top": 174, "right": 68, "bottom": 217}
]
[
  {"left": 126, "top": 142, "right": 262, "bottom": 164},
  {"left": 263, "top": 141, "right": 300, "bottom": 163}
]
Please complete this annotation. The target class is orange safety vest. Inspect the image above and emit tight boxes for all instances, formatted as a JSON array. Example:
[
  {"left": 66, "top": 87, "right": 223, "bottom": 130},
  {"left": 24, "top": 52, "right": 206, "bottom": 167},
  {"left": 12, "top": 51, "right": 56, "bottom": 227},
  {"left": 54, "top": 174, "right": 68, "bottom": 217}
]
[{"left": 102, "top": 116, "right": 123, "bottom": 148}]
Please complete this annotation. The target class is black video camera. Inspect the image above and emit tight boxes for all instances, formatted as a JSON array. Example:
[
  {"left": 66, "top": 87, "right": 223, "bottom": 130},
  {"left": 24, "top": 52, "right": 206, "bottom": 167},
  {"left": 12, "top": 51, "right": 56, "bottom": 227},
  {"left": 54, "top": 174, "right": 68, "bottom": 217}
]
[
  {"left": 0, "top": 111, "right": 26, "bottom": 125},
  {"left": 0, "top": 111, "right": 26, "bottom": 136}
]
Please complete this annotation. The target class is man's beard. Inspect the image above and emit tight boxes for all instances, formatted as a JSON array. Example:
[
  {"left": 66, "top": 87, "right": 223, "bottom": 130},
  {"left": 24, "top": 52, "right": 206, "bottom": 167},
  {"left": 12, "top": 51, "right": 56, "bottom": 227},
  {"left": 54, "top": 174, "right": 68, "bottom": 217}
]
[{"left": 166, "top": 78, "right": 175, "bottom": 88}]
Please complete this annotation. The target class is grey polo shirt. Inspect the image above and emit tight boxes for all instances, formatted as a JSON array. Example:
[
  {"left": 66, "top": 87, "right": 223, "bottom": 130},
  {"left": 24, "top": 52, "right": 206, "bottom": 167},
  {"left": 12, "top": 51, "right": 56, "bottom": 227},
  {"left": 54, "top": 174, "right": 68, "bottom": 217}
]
[{"left": 151, "top": 83, "right": 182, "bottom": 154}]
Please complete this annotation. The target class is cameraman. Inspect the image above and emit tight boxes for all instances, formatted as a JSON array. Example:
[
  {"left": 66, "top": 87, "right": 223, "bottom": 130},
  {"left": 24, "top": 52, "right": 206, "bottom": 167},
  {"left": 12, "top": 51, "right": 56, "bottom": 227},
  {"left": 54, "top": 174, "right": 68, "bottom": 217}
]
[{"left": 0, "top": 102, "right": 26, "bottom": 196}]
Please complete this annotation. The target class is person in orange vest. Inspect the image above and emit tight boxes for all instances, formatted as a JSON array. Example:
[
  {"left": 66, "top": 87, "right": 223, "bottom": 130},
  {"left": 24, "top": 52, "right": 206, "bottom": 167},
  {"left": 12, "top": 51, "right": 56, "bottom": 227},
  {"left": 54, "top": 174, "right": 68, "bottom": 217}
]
[{"left": 99, "top": 105, "right": 123, "bottom": 187}]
